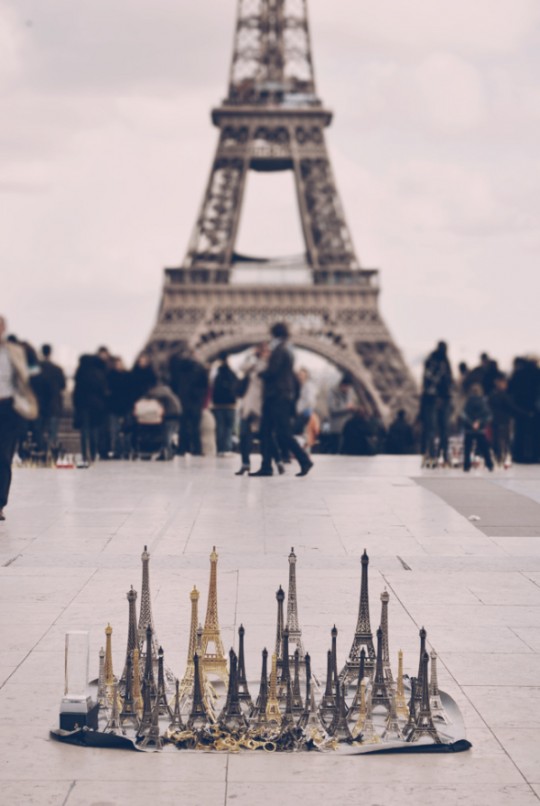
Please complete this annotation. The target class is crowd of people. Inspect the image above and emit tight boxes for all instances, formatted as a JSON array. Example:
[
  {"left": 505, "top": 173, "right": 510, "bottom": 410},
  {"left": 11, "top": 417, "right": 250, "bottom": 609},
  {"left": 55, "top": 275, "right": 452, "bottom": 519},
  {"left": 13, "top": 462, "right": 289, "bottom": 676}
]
[{"left": 2, "top": 309, "right": 540, "bottom": 519}]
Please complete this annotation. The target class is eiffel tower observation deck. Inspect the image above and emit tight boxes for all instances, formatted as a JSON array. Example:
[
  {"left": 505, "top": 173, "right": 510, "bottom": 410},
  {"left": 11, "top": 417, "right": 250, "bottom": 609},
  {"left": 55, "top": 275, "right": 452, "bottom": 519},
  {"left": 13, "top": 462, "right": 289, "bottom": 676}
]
[{"left": 146, "top": 0, "right": 416, "bottom": 419}]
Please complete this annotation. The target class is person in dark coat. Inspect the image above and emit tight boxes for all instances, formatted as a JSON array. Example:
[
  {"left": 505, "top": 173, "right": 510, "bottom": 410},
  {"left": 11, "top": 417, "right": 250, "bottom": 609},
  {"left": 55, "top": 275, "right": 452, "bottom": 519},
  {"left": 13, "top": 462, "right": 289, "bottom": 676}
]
[
  {"left": 37, "top": 344, "right": 66, "bottom": 450},
  {"left": 73, "top": 354, "right": 108, "bottom": 464},
  {"left": 106, "top": 357, "right": 133, "bottom": 458},
  {"left": 211, "top": 353, "right": 239, "bottom": 455},
  {"left": 460, "top": 384, "right": 494, "bottom": 471},
  {"left": 341, "top": 408, "right": 378, "bottom": 456},
  {"left": 420, "top": 341, "right": 453, "bottom": 464},
  {"left": 169, "top": 349, "right": 209, "bottom": 455},
  {"left": 250, "top": 322, "right": 313, "bottom": 477},
  {"left": 508, "top": 357, "right": 540, "bottom": 463}
]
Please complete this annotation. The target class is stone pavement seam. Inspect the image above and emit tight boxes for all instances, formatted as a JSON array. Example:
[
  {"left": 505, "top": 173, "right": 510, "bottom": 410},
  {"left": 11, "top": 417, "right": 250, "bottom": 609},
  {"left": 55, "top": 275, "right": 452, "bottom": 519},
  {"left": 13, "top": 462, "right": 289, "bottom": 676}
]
[{"left": 61, "top": 780, "right": 77, "bottom": 806}]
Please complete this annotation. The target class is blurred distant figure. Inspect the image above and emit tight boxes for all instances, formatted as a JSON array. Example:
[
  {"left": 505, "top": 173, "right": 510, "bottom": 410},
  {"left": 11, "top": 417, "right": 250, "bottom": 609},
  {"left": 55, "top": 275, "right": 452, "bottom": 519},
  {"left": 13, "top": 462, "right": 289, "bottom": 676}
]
[
  {"left": 508, "top": 357, "right": 540, "bottom": 463},
  {"left": 386, "top": 409, "right": 416, "bottom": 454},
  {"left": 235, "top": 344, "right": 268, "bottom": 475},
  {"left": 460, "top": 384, "right": 494, "bottom": 472},
  {"left": 107, "top": 357, "right": 132, "bottom": 458},
  {"left": 73, "top": 354, "right": 108, "bottom": 464},
  {"left": 169, "top": 349, "right": 209, "bottom": 455},
  {"left": 38, "top": 344, "right": 65, "bottom": 450},
  {"left": 420, "top": 341, "right": 453, "bottom": 464},
  {"left": 341, "top": 407, "right": 378, "bottom": 456},
  {"left": 488, "top": 373, "right": 519, "bottom": 466},
  {"left": 464, "top": 352, "right": 499, "bottom": 396},
  {"left": 327, "top": 374, "right": 357, "bottom": 454},
  {"left": 212, "top": 353, "right": 239, "bottom": 456}
]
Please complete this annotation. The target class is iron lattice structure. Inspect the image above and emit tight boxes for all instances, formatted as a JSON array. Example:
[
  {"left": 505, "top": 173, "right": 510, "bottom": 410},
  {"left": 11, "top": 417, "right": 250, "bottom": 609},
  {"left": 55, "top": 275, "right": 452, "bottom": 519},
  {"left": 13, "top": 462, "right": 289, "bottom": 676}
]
[{"left": 146, "top": 0, "right": 416, "bottom": 420}]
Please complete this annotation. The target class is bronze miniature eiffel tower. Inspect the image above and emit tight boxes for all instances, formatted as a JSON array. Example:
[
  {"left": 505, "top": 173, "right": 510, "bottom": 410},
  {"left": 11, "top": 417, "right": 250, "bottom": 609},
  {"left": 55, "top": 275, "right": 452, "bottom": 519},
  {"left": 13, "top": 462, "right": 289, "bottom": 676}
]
[
  {"left": 156, "top": 647, "right": 173, "bottom": 718},
  {"left": 291, "top": 649, "right": 304, "bottom": 714},
  {"left": 329, "top": 679, "right": 353, "bottom": 742},
  {"left": 371, "top": 627, "right": 392, "bottom": 713},
  {"left": 380, "top": 590, "right": 394, "bottom": 686},
  {"left": 120, "top": 586, "right": 138, "bottom": 685},
  {"left": 414, "top": 627, "right": 427, "bottom": 705},
  {"left": 132, "top": 647, "right": 143, "bottom": 717},
  {"left": 407, "top": 652, "right": 441, "bottom": 744},
  {"left": 146, "top": 0, "right": 416, "bottom": 422},
  {"left": 237, "top": 624, "right": 253, "bottom": 712},
  {"left": 219, "top": 649, "right": 248, "bottom": 731},
  {"left": 266, "top": 652, "right": 282, "bottom": 725},
  {"left": 395, "top": 650, "right": 409, "bottom": 720},
  {"left": 179, "top": 585, "right": 200, "bottom": 697},
  {"left": 142, "top": 625, "right": 157, "bottom": 700},
  {"left": 169, "top": 678, "right": 185, "bottom": 731},
  {"left": 286, "top": 548, "right": 305, "bottom": 659},
  {"left": 138, "top": 696, "right": 163, "bottom": 751},
  {"left": 278, "top": 626, "right": 291, "bottom": 700},
  {"left": 340, "top": 551, "right": 376, "bottom": 686},
  {"left": 404, "top": 677, "right": 418, "bottom": 736},
  {"left": 201, "top": 547, "right": 229, "bottom": 686}
]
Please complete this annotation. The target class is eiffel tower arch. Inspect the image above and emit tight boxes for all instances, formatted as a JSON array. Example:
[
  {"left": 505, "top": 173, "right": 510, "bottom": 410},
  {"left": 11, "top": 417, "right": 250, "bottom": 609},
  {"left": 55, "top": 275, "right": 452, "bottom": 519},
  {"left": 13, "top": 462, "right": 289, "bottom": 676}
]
[{"left": 146, "top": 0, "right": 417, "bottom": 421}]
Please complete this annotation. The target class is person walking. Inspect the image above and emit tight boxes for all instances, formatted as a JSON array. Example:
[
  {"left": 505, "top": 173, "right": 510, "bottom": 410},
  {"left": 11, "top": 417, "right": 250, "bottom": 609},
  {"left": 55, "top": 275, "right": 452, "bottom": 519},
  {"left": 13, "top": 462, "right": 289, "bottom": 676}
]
[
  {"left": 37, "top": 344, "right": 66, "bottom": 452},
  {"left": 460, "top": 384, "right": 494, "bottom": 472},
  {"left": 420, "top": 341, "right": 453, "bottom": 465},
  {"left": 73, "top": 353, "right": 108, "bottom": 465},
  {"left": 250, "top": 322, "right": 313, "bottom": 477},
  {"left": 169, "top": 349, "right": 209, "bottom": 455},
  {"left": 211, "top": 353, "right": 239, "bottom": 456},
  {"left": 327, "top": 374, "right": 357, "bottom": 454},
  {"left": 0, "top": 316, "right": 38, "bottom": 520}
]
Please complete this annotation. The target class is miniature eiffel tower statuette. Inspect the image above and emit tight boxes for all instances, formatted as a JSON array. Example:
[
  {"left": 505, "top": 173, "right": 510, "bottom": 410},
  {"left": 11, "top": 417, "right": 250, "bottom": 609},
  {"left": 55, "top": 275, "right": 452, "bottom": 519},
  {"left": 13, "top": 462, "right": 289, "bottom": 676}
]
[
  {"left": 105, "top": 681, "right": 121, "bottom": 732},
  {"left": 97, "top": 647, "right": 107, "bottom": 707},
  {"left": 139, "top": 697, "right": 163, "bottom": 750},
  {"left": 371, "top": 627, "right": 391, "bottom": 712},
  {"left": 120, "top": 586, "right": 138, "bottom": 685},
  {"left": 395, "top": 650, "right": 409, "bottom": 720},
  {"left": 219, "top": 649, "right": 248, "bottom": 731},
  {"left": 407, "top": 652, "right": 441, "bottom": 744},
  {"left": 104, "top": 624, "right": 116, "bottom": 691},
  {"left": 143, "top": 625, "right": 157, "bottom": 699},
  {"left": 319, "top": 649, "right": 338, "bottom": 728},
  {"left": 414, "top": 627, "right": 427, "bottom": 704},
  {"left": 179, "top": 585, "right": 199, "bottom": 696},
  {"left": 137, "top": 546, "right": 160, "bottom": 658},
  {"left": 132, "top": 647, "right": 143, "bottom": 716},
  {"left": 329, "top": 679, "right": 353, "bottom": 742},
  {"left": 187, "top": 653, "right": 209, "bottom": 731},
  {"left": 250, "top": 648, "right": 269, "bottom": 725},
  {"left": 357, "top": 684, "right": 380, "bottom": 744},
  {"left": 382, "top": 689, "right": 403, "bottom": 742},
  {"left": 201, "top": 547, "right": 229, "bottom": 686},
  {"left": 380, "top": 590, "right": 394, "bottom": 686},
  {"left": 266, "top": 652, "right": 282, "bottom": 724},
  {"left": 429, "top": 650, "right": 448, "bottom": 723},
  {"left": 291, "top": 649, "right": 304, "bottom": 714},
  {"left": 278, "top": 627, "right": 291, "bottom": 700},
  {"left": 348, "top": 647, "right": 366, "bottom": 721},
  {"left": 119, "top": 650, "right": 140, "bottom": 732},
  {"left": 169, "top": 678, "right": 185, "bottom": 731},
  {"left": 404, "top": 677, "right": 418, "bottom": 736},
  {"left": 286, "top": 548, "right": 305, "bottom": 659},
  {"left": 352, "top": 678, "right": 368, "bottom": 739},
  {"left": 237, "top": 624, "right": 253, "bottom": 712},
  {"left": 280, "top": 675, "right": 295, "bottom": 730},
  {"left": 299, "top": 652, "right": 326, "bottom": 740},
  {"left": 156, "top": 646, "right": 173, "bottom": 718},
  {"left": 340, "top": 550, "right": 376, "bottom": 686},
  {"left": 275, "top": 585, "right": 285, "bottom": 664}
]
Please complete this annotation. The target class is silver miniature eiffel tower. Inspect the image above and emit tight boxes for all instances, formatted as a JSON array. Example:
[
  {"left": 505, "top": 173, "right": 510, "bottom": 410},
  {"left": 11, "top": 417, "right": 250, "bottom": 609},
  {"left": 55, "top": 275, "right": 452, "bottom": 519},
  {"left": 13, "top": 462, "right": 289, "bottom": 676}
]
[
  {"left": 187, "top": 653, "right": 209, "bottom": 731},
  {"left": 218, "top": 649, "right": 248, "bottom": 731},
  {"left": 119, "top": 650, "right": 140, "bottom": 732},
  {"left": 382, "top": 689, "right": 403, "bottom": 742},
  {"left": 429, "top": 650, "right": 449, "bottom": 723},
  {"left": 395, "top": 650, "right": 409, "bottom": 720},
  {"left": 278, "top": 626, "right": 291, "bottom": 701},
  {"left": 120, "top": 586, "right": 138, "bottom": 686},
  {"left": 138, "top": 696, "right": 163, "bottom": 750},
  {"left": 291, "top": 649, "right": 304, "bottom": 715},
  {"left": 318, "top": 649, "right": 338, "bottom": 728},
  {"left": 380, "top": 590, "right": 394, "bottom": 686},
  {"left": 286, "top": 547, "right": 305, "bottom": 659},
  {"left": 250, "top": 648, "right": 269, "bottom": 726},
  {"left": 329, "top": 679, "right": 353, "bottom": 742},
  {"left": 348, "top": 647, "right": 366, "bottom": 722},
  {"left": 237, "top": 624, "right": 253, "bottom": 713},
  {"left": 356, "top": 684, "right": 380, "bottom": 744},
  {"left": 407, "top": 652, "right": 441, "bottom": 744},
  {"left": 340, "top": 550, "right": 376, "bottom": 686},
  {"left": 298, "top": 652, "right": 327, "bottom": 741},
  {"left": 156, "top": 647, "right": 173, "bottom": 718},
  {"left": 371, "top": 627, "right": 391, "bottom": 712},
  {"left": 274, "top": 585, "right": 285, "bottom": 668},
  {"left": 137, "top": 546, "right": 160, "bottom": 658},
  {"left": 169, "top": 678, "right": 184, "bottom": 731}
]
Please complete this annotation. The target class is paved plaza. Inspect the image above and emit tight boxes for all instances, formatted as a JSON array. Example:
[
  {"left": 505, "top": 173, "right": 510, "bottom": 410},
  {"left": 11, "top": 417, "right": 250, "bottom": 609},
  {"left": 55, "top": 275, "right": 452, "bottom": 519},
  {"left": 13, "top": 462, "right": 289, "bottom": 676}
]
[{"left": 1, "top": 455, "right": 540, "bottom": 806}]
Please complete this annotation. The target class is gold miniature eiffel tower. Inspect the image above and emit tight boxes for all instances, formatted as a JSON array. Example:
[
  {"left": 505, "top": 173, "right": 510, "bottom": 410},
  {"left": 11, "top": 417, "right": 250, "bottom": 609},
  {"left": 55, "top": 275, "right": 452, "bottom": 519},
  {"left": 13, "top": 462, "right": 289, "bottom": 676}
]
[
  {"left": 179, "top": 585, "right": 200, "bottom": 697},
  {"left": 201, "top": 547, "right": 229, "bottom": 686},
  {"left": 132, "top": 647, "right": 143, "bottom": 716},
  {"left": 266, "top": 653, "right": 282, "bottom": 724},
  {"left": 395, "top": 650, "right": 409, "bottom": 720},
  {"left": 104, "top": 624, "right": 117, "bottom": 703}
]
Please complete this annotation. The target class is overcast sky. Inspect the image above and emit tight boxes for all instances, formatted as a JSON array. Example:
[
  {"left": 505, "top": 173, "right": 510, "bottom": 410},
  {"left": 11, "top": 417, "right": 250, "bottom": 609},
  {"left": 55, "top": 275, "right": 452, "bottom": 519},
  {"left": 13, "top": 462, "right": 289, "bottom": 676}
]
[{"left": 2, "top": 0, "right": 539, "bottom": 376}]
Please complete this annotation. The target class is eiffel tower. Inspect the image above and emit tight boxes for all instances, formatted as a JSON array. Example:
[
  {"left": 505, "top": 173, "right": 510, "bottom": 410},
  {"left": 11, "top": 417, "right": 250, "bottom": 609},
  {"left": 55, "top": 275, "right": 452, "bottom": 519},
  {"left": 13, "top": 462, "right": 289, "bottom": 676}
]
[{"left": 146, "top": 0, "right": 416, "bottom": 420}]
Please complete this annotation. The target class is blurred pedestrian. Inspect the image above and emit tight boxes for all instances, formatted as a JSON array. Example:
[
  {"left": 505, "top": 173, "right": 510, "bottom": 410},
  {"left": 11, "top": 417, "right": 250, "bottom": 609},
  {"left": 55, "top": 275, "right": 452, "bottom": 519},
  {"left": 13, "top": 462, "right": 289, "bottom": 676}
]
[
  {"left": 460, "top": 384, "right": 494, "bottom": 472},
  {"left": 420, "top": 341, "right": 453, "bottom": 465},
  {"left": 327, "top": 374, "right": 357, "bottom": 454},
  {"left": 211, "top": 353, "right": 239, "bottom": 456},
  {"left": 169, "top": 349, "right": 209, "bottom": 455},
  {"left": 386, "top": 409, "right": 416, "bottom": 454},
  {"left": 37, "top": 344, "right": 66, "bottom": 451},
  {"left": 73, "top": 354, "right": 108, "bottom": 465}
]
